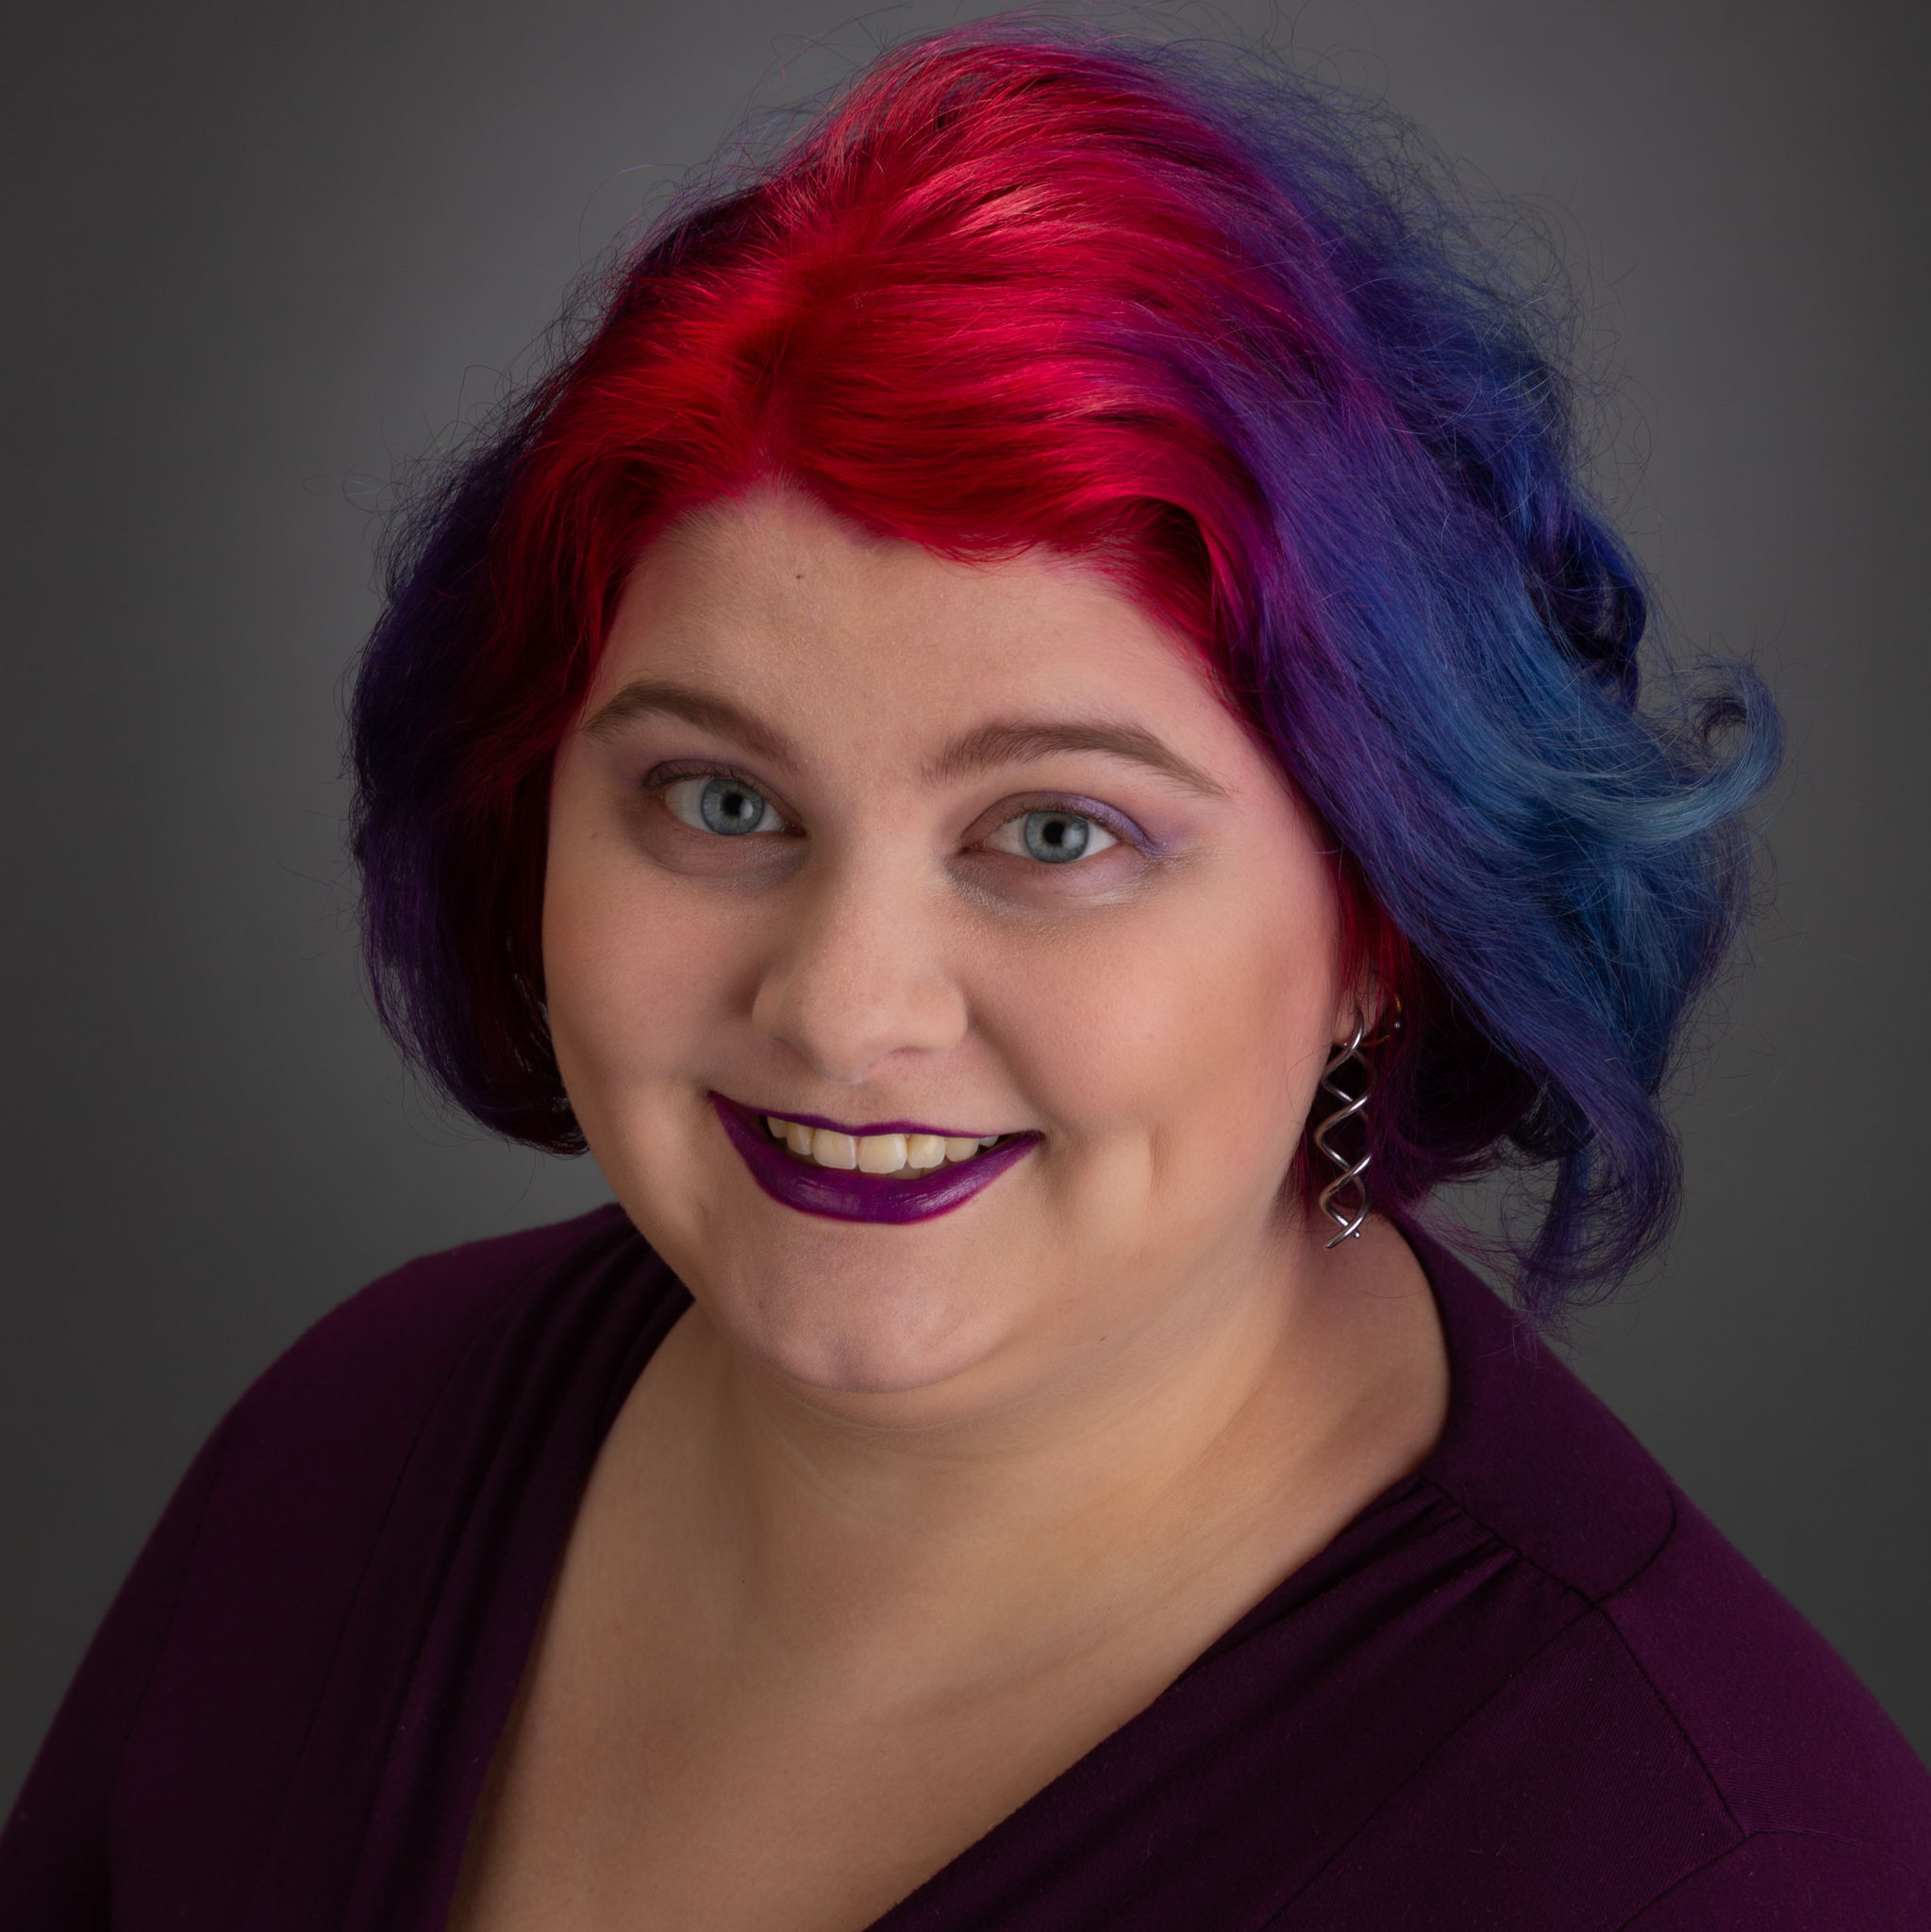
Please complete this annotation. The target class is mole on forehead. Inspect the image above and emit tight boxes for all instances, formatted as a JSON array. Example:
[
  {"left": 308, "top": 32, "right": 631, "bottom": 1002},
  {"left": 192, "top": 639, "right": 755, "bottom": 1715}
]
[{"left": 582, "top": 680, "right": 1231, "bottom": 803}]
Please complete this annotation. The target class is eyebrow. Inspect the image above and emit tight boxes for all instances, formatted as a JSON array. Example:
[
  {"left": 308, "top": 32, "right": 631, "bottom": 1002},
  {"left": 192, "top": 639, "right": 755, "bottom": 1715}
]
[{"left": 583, "top": 678, "right": 1230, "bottom": 802}]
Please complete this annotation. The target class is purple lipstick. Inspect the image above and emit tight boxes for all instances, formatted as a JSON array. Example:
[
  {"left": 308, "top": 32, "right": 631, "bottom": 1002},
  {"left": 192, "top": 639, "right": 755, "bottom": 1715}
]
[{"left": 708, "top": 1092, "right": 1039, "bottom": 1224}]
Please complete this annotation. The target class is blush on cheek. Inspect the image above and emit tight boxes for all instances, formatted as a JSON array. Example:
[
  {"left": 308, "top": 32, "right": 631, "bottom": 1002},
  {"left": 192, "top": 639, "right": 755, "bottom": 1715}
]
[
  {"left": 544, "top": 782, "right": 729, "bottom": 1072},
  {"left": 540, "top": 812, "right": 649, "bottom": 1135},
  {"left": 975, "top": 882, "right": 1334, "bottom": 1235}
]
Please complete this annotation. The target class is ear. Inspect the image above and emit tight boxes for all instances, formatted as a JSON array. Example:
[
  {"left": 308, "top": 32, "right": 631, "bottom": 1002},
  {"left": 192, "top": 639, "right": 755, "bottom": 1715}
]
[
  {"left": 1328, "top": 975, "right": 1403, "bottom": 1054},
  {"left": 1328, "top": 969, "right": 1379, "bottom": 1050}
]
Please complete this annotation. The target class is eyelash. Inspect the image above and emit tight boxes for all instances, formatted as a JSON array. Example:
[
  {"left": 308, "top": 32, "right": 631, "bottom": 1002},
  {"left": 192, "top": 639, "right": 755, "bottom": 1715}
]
[{"left": 641, "top": 762, "right": 1146, "bottom": 861}]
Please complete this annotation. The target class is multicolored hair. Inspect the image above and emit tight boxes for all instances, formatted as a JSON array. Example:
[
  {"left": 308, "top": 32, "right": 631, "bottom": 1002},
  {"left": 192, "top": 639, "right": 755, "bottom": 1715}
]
[{"left": 349, "top": 18, "right": 1779, "bottom": 1326}]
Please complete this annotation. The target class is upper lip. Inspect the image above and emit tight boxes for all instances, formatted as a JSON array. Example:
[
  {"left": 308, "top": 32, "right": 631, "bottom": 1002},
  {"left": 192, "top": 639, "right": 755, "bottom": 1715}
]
[{"left": 716, "top": 1092, "right": 1022, "bottom": 1141}]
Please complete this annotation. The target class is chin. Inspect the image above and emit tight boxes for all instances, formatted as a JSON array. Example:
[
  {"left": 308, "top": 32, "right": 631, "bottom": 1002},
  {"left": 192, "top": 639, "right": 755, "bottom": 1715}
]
[
  {"left": 602, "top": 1123, "right": 1040, "bottom": 1402},
  {"left": 713, "top": 1249, "right": 1018, "bottom": 1400}
]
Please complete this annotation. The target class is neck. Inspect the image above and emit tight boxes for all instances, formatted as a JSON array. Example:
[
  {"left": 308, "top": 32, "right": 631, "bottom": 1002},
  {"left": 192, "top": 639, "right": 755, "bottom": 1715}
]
[{"left": 620, "top": 1213, "right": 1447, "bottom": 1706}]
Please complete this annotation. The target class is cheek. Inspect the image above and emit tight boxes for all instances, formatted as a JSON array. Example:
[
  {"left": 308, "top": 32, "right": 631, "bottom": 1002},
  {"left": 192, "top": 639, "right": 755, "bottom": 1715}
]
[
  {"left": 984, "top": 857, "right": 1342, "bottom": 1172},
  {"left": 541, "top": 784, "right": 728, "bottom": 1100}
]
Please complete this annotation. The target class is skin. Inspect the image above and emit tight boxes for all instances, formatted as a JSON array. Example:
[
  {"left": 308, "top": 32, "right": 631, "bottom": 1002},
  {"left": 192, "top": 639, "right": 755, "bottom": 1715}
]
[{"left": 448, "top": 480, "right": 1450, "bottom": 1932}]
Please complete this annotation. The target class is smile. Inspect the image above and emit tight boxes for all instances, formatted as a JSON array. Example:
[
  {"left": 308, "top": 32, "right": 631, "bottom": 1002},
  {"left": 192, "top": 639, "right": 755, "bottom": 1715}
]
[
  {"left": 708, "top": 1093, "right": 1039, "bottom": 1224},
  {"left": 760, "top": 1112, "right": 1006, "bottom": 1176}
]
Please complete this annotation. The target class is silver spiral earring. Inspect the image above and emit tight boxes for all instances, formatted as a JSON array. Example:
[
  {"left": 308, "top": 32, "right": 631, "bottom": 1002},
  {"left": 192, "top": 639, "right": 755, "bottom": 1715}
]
[{"left": 1313, "top": 1003, "right": 1399, "bottom": 1248}]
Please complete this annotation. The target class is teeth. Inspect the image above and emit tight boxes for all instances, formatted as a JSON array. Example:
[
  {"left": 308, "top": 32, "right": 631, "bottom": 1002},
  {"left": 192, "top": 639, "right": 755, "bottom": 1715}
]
[
  {"left": 857, "top": 1133, "right": 907, "bottom": 1174},
  {"left": 761, "top": 1114, "right": 1007, "bottom": 1178}
]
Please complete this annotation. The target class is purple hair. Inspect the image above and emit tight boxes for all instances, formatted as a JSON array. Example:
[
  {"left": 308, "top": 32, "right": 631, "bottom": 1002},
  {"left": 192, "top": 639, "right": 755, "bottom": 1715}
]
[{"left": 349, "top": 20, "right": 1780, "bottom": 1327}]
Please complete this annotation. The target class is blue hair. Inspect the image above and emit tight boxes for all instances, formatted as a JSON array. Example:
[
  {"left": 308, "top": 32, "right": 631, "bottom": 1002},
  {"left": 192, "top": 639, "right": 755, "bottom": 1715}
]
[
  {"left": 349, "top": 17, "right": 1781, "bottom": 1327},
  {"left": 1140, "top": 36, "right": 1781, "bottom": 1313}
]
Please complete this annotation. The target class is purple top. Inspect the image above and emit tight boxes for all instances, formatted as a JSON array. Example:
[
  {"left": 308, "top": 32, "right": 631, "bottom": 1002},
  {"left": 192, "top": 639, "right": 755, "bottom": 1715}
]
[{"left": 4, "top": 1205, "right": 1928, "bottom": 1928}]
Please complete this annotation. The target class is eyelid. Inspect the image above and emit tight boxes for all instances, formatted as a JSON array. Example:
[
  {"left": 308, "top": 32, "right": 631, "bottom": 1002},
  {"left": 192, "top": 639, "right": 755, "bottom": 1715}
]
[{"left": 645, "top": 758, "right": 791, "bottom": 808}]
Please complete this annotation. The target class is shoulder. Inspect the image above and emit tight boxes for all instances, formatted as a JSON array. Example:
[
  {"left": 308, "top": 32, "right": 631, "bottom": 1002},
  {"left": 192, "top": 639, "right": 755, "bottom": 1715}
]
[
  {"left": 0, "top": 1204, "right": 673, "bottom": 1910},
  {"left": 1615, "top": 1829, "right": 1931, "bottom": 1926},
  {"left": 197, "top": 1201, "right": 666, "bottom": 1570},
  {"left": 141, "top": 1202, "right": 675, "bottom": 1762},
  {"left": 1600, "top": 1491, "right": 1931, "bottom": 1894},
  {"left": 227, "top": 1202, "right": 642, "bottom": 1441},
  {"left": 1402, "top": 1224, "right": 1931, "bottom": 1909}
]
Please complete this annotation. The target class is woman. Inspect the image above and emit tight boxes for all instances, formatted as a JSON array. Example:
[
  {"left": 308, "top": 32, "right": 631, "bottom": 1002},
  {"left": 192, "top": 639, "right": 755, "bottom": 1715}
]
[{"left": 4, "top": 17, "right": 1926, "bottom": 1928}]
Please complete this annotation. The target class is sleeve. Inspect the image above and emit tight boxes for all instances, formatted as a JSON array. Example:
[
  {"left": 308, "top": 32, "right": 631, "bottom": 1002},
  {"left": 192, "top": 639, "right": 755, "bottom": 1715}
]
[
  {"left": 0, "top": 1410, "right": 236, "bottom": 1924},
  {"left": 1618, "top": 1829, "right": 1931, "bottom": 1929}
]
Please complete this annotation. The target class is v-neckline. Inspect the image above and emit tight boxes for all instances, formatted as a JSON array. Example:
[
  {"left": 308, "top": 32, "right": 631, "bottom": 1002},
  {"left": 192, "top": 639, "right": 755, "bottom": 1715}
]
[{"left": 419, "top": 1210, "right": 1487, "bottom": 1932}]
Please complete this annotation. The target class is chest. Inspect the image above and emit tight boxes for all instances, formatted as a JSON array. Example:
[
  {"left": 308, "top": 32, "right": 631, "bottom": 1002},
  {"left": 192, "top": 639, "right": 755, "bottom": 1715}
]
[{"left": 443, "top": 1597, "right": 1162, "bottom": 1932}]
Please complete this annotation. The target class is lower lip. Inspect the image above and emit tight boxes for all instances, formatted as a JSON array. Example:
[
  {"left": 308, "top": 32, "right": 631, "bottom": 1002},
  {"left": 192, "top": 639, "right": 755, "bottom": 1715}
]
[{"left": 708, "top": 1093, "right": 1039, "bottom": 1224}]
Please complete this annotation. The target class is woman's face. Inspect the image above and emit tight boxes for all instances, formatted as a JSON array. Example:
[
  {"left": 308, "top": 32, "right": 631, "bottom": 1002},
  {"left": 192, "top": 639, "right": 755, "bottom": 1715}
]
[{"left": 544, "top": 483, "right": 1357, "bottom": 1410}]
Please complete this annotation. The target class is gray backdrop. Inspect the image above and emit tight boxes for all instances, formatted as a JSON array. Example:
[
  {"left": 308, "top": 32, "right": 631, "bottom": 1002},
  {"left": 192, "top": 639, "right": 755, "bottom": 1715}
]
[{"left": 4, "top": 0, "right": 1926, "bottom": 1812}]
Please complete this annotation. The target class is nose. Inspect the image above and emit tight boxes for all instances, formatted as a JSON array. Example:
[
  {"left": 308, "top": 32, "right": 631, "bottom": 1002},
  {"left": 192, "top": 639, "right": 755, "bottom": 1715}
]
[{"left": 749, "top": 847, "right": 970, "bottom": 1087}]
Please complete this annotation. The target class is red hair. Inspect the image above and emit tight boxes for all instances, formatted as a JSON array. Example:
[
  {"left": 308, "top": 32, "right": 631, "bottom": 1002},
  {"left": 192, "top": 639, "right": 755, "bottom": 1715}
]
[
  {"left": 438, "top": 34, "right": 1411, "bottom": 1186},
  {"left": 354, "top": 25, "right": 1771, "bottom": 1317}
]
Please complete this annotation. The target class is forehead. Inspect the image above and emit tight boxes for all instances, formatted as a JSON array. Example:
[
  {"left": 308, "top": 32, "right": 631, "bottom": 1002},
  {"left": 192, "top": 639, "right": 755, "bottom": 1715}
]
[{"left": 594, "top": 483, "right": 1240, "bottom": 746}]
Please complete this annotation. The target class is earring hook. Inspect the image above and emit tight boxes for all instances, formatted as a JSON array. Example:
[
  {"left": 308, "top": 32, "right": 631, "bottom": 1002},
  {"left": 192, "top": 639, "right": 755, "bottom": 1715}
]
[{"left": 1313, "top": 995, "right": 1400, "bottom": 1248}]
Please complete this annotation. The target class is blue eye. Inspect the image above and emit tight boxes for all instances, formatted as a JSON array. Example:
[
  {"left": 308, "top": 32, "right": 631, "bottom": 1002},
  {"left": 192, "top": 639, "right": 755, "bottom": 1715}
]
[
  {"left": 996, "top": 808, "right": 1120, "bottom": 864},
  {"left": 665, "top": 774, "right": 787, "bottom": 837}
]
